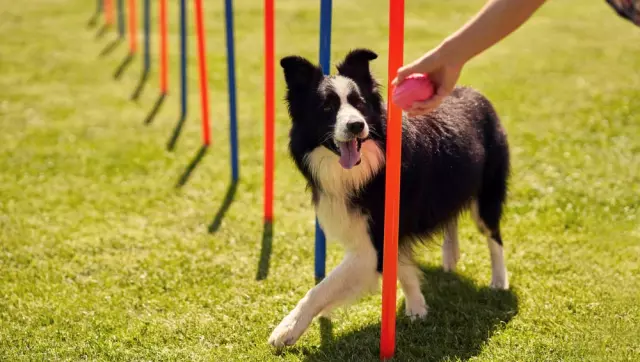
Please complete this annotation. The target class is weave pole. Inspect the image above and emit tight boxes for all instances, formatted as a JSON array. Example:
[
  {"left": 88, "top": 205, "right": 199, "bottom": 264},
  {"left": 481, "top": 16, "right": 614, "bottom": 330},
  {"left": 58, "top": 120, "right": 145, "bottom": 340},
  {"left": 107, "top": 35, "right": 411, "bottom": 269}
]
[
  {"left": 105, "top": 0, "right": 114, "bottom": 26},
  {"left": 143, "top": 0, "right": 151, "bottom": 75},
  {"left": 194, "top": 0, "right": 211, "bottom": 146},
  {"left": 117, "top": 0, "right": 125, "bottom": 37},
  {"left": 159, "top": 0, "right": 168, "bottom": 95},
  {"left": 128, "top": 0, "right": 137, "bottom": 54},
  {"left": 180, "top": 0, "right": 187, "bottom": 120},
  {"left": 225, "top": 0, "right": 240, "bottom": 182},
  {"left": 264, "top": 0, "right": 275, "bottom": 222},
  {"left": 314, "top": 0, "right": 332, "bottom": 281},
  {"left": 380, "top": 0, "right": 405, "bottom": 359}
]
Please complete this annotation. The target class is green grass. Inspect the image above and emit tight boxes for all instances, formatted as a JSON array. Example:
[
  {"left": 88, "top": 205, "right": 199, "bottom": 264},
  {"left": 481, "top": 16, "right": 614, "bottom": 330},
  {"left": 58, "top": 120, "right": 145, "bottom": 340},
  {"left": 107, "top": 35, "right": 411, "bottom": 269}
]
[{"left": 0, "top": 0, "right": 639, "bottom": 360}]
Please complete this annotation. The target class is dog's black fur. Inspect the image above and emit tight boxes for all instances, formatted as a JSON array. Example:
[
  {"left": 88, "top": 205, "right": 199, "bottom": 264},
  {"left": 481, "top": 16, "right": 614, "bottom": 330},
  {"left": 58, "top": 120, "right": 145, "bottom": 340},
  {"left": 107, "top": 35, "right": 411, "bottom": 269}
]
[{"left": 281, "top": 49, "right": 510, "bottom": 272}]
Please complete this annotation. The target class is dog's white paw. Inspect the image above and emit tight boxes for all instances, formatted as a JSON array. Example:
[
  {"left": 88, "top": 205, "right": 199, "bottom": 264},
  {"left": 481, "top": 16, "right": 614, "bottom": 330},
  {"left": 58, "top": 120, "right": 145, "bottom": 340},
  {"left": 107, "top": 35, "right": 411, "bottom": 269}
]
[
  {"left": 405, "top": 295, "right": 428, "bottom": 321},
  {"left": 490, "top": 275, "right": 509, "bottom": 290},
  {"left": 442, "top": 255, "right": 458, "bottom": 272},
  {"left": 268, "top": 311, "right": 306, "bottom": 347}
]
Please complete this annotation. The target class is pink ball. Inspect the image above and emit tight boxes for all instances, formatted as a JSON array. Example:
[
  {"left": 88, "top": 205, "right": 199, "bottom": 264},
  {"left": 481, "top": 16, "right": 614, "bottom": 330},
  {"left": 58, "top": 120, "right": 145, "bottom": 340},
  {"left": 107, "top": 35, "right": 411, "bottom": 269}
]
[{"left": 392, "top": 73, "right": 435, "bottom": 111}]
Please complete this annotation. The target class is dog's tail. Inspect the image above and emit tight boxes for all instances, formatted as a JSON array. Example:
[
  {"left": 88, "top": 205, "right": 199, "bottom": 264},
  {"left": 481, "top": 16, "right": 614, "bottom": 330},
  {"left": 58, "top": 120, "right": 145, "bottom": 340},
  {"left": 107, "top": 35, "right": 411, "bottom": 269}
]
[{"left": 476, "top": 99, "right": 510, "bottom": 244}]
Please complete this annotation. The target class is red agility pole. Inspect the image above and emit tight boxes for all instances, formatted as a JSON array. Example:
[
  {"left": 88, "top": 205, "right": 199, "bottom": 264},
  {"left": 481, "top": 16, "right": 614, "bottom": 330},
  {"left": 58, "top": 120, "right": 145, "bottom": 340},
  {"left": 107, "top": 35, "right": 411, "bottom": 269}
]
[
  {"left": 194, "top": 0, "right": 211, "bottom": 146},
  {"left": 264, "top": 0, "right": 275, "bottom": 222},
  {"left": 159, "top": 0, "right": 168, "bottom": 95},
  {"left": 380, "top": 0, "right": 405, "bottom": 359},
  {"left": 105, "top": 0, "right": 114, "bottom": 26},
  {"left": 128, "top": 0, "right": 137, "bottom": 54}
]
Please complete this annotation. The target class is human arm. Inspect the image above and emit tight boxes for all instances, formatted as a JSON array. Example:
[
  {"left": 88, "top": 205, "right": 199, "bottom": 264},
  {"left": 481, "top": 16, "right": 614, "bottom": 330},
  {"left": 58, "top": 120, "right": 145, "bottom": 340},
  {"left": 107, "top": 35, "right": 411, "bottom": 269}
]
[{"left": 394, "top": 0, "right": 548, "bottom": 115}]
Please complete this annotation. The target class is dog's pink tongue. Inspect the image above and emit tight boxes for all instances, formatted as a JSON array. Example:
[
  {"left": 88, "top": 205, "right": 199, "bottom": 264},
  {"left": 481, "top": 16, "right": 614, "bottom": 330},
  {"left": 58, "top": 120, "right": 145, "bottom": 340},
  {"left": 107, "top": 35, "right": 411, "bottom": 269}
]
[{"left": 338, "top": 140, "right": 360, "bottom": 169}]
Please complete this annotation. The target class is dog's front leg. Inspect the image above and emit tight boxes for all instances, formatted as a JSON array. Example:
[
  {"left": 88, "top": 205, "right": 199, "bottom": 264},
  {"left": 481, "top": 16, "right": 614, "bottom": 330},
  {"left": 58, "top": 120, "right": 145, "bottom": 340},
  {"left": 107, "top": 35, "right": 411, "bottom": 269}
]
[{"left": 268, "top": 246, "right": 378, "bottom": 347}]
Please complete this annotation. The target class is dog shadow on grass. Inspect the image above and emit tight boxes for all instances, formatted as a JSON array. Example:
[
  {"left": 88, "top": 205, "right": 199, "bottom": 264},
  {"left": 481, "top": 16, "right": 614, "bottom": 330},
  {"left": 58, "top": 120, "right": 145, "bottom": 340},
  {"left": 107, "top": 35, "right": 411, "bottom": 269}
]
[{"left": 302, "top": 266, "right": 519, "bottom": 362}]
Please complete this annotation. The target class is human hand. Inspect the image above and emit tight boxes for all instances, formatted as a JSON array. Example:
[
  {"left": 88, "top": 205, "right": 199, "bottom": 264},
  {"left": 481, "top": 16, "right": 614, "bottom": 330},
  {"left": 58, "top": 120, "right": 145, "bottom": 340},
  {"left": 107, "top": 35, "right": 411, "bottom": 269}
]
[{"left": 392, "top": 46, "right": 463, "bottom": 116}]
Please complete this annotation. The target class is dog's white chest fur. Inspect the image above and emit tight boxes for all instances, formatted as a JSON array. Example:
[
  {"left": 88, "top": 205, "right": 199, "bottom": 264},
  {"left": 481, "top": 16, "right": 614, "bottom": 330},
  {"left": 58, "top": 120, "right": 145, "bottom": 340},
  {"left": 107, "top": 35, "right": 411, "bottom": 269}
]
[
  {"left": 315, "top": 195, "right": 366, "bottom": 250},
  {"left": 305, "top": 140, "right": 385, "bottom": 250}
]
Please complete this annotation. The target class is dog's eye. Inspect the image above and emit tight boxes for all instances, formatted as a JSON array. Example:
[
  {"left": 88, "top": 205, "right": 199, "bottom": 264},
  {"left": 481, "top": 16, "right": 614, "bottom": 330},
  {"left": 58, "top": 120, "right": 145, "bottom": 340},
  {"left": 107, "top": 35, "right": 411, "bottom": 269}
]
[
  {"left": 347, "top": 93, "right": 367, "bottom": 111},
  {"left": 322, "top": 98, "right": 339, "bottom": 113}
]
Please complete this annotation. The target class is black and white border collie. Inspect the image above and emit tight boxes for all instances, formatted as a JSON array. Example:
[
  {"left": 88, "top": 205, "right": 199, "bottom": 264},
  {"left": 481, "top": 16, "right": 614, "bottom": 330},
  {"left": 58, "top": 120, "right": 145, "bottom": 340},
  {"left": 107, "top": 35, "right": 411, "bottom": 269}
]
[{"left": 269, "top": 49, "right": 510, "bottom": 347}]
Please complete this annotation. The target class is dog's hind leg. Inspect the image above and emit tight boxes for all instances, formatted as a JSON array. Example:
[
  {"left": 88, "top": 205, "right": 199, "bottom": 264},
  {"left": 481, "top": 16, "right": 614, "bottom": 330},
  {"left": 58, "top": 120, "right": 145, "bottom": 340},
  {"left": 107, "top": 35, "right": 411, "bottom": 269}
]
[
  {"left": 472, "top": 199, "right": 509, "bottom": 290},
  {"left": 442, "top": 218, "right": 460, "bottom": 272},
  {"left": 473, "top": 120, "right": 510, "bottom": 289},
  {"left": 268, "top": 242, "right": 378, "bottom": 347},
  {"left": 487, "top": 234, "right": 508, "bottom": 290},
  {"left": 399, "top": 251, "right": 428, "bottom": 320}
]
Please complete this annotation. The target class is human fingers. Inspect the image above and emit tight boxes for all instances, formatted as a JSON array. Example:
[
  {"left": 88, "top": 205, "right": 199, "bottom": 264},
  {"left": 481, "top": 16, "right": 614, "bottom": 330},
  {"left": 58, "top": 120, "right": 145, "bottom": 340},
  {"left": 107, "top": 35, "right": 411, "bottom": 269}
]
[
  {"left": 392, "top": 51, "right": 440, "bottom": 85},
  {"left": 406, "top": 93, "right": 446, "bottom": 115}
]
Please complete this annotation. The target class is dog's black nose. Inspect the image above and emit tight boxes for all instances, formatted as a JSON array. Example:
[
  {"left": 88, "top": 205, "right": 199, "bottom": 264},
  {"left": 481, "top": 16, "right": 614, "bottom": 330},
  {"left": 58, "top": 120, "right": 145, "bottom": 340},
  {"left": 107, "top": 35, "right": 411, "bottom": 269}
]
[{"left": 347, "top": 121, "right": 365, "bottom": 134}]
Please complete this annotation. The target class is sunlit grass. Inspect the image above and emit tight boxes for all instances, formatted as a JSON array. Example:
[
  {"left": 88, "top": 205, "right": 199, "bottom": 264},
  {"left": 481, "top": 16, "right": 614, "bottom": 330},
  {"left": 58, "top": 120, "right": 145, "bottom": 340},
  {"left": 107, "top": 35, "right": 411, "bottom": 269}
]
[{"left": 0, "top": 0, "right": 638, "bottom": 360}]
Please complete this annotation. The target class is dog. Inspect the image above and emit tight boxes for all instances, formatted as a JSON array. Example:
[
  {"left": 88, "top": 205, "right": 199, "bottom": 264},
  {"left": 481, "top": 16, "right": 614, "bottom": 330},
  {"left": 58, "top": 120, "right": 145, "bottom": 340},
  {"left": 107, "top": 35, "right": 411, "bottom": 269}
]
[{"left": 269, "top": 49, "right": 510, "bottom": 347}]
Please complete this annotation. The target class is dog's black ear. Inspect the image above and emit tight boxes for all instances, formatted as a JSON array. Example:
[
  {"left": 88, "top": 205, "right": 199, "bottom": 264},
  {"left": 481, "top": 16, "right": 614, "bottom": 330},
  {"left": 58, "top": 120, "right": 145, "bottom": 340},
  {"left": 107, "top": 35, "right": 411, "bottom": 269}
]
[
  {"left": 336, "top": 49, "right": 378, "bottom": 93},
  {"left": 280, "top": 56, "right": 323, "bottom": 90}
]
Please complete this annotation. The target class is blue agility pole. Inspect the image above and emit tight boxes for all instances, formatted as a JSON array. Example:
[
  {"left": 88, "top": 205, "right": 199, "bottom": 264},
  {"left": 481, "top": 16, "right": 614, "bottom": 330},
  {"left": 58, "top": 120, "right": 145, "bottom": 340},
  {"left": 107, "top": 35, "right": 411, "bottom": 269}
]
[
  {"left": 143, "top": 0, "right": 151, "bottom": 74},
  {"left": 314, "top": 0, "right": 332, "bottom": 281},
  {"left": 180, "top": 0, "right": 187, "bottom": 120},
  {"left": 225, "top": 0, "right": 239, "bottom": 182},
  {"left": 117, "top": 0, "right": 125, "bottom": 37},
  {"left": 314, "top": 220, "right": 326, "bottom": 280}
]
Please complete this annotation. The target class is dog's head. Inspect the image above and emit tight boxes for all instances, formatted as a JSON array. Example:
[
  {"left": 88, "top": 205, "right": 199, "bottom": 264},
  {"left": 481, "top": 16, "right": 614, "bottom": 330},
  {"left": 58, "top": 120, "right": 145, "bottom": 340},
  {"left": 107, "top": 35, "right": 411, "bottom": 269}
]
[{"left": 281, "top": 49, "right": 383, "bottom": 170}]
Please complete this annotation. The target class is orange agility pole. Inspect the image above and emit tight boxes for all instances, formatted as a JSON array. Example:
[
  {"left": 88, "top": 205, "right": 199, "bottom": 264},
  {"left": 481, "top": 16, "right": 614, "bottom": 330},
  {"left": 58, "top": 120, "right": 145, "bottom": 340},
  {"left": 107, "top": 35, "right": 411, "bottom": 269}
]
[
  {"left": 159, "top": 0, "right": 168, "bottom": 95},
  {"left": 380, "top": 0, "right": 405, "bottom": 359},
  {"left": 264, "top": 0, "right": 274, "bottom": 222},
  {"left": 194, "top": 0, "right": 211, "bottom": 146},
  {"left": 105, "top": 0, "right": 114, "bottom": 26},
  {"left": 128, "top": 0, "right": 137, "bottom": 54}
]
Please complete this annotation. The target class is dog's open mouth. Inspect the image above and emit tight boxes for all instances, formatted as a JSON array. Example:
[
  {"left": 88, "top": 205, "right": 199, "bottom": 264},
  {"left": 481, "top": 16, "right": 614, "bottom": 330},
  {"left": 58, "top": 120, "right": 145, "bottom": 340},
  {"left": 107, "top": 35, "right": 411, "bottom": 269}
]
[{"left": 337, "top": 138, "right": 363, "bottom": 169}]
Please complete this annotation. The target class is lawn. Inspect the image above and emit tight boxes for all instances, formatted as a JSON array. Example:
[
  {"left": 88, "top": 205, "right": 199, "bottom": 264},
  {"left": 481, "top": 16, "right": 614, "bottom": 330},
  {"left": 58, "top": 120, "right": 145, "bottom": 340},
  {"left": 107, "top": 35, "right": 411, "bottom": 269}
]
[{"left": 0, "top": 0, "right": 639, "bottom": 360}]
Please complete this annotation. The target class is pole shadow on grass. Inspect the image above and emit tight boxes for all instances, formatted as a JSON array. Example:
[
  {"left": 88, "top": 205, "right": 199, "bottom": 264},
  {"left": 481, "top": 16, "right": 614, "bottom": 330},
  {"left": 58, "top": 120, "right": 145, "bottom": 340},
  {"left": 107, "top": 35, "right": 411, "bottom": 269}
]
[
  {"left": 255, "top": 221, "right": 273, "bottom": 280},
  {"left": 302, "top": 266, "right": 519, "bottom": 361},
  {"left": 131, "top": 70, "right": 150, "bottom": 101},
  {"left": 175, "top": 145, "right": 208, "bottom": 188},
  {"left": 95, "top": 24, "right": 109, "bottom": 40},
  {"left": 207, "top": 180, "right": 239, "bottom": 233},
  {"left": 99, "top": 37, "right": 123, "bottom": 57},
  {"left": 166, "top": 113, "right": 187, "bottom": 151},
  {"left": 144, "top": 93, "right": 166, "bottom": 125},
  {"left": 113, "top": 53, "right": 134, "bottom": 80},
  {"left": 87, "top": 14, "right": 100, "bottom": 28}
]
